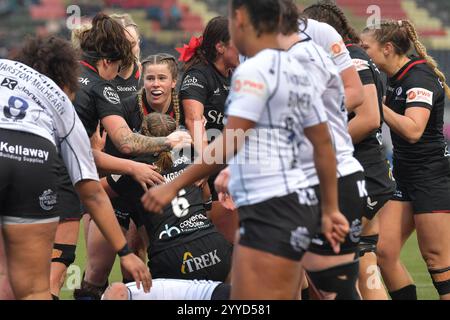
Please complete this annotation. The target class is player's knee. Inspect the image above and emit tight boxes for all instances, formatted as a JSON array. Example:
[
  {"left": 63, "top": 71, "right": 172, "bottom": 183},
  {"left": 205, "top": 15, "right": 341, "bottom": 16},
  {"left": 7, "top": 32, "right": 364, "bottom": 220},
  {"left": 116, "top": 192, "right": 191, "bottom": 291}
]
[
  {"left": 102, "top": 283, "right": 129, "bottom": 300},
  {"left": 307, "top": 260, "right": 361, "bottom": 300},
  {"left": 420, "top": 249, "right": 442, "bottom": 270},
  {"left": 358, "top": 234, "right": 378, "bottom": 258},
  {"left": 375, "top": 242, "right": 398, "bottom": 264},
  {"left": 52, "top": 243, "right": 76, "bottom": 267},
  {"left": 428, "top": 267, "right": 450, "bottom": 296}
]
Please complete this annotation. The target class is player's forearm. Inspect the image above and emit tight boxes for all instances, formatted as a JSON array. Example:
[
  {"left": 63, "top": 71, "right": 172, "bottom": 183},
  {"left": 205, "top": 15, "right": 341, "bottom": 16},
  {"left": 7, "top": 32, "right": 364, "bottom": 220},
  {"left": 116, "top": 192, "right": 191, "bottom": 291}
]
[
  {"left": 348, "top": 109, "right": 379, "bottom": 144},
  {"left": 75, "top": 180, "right": 127, "bottom": 252},
  {"left": 383, "top": 105, "right": 422, "bottom": 143},
  {"left": 185, "top": 118, "right": 208, "bottom": 156},
  {"left": 92, "top": 150, "right": 136, "bottom": 176},
  {"left": 113, "top": 126, "right": 171, "bottom": 155}
]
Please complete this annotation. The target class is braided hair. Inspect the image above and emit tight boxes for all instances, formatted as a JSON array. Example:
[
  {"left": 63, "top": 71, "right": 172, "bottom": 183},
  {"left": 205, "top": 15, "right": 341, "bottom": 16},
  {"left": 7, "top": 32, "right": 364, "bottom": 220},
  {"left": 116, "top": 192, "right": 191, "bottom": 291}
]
[
  {"left": 141, "top": 113, "right": 177, "bottom": 173},
  {"left": 303, "top": 1, "right": 361, "bottom": 44},
  {"left": 362, "top": 20, "right": 450, "bottom": 98}
]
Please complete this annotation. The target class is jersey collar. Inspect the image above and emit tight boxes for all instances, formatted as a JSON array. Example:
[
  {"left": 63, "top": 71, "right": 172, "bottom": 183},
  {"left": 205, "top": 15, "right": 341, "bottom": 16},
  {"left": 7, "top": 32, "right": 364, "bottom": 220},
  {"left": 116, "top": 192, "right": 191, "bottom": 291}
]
[
  {"left": 80, "top": 61, "right": 99, "bottom": 74},
  {"left": 392, "top": 57, "right": 427, "bottom": 82}
]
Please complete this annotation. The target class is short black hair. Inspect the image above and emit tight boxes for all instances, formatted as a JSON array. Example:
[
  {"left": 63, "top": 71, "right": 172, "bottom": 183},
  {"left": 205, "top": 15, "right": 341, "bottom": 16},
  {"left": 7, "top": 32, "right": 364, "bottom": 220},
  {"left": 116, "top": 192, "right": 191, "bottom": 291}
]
[
  {"left": 15, "top": 36, "right": 80, "bottom": 93},
  {"left": 231, "top": 0, "right": 281, "bottom": 36}
]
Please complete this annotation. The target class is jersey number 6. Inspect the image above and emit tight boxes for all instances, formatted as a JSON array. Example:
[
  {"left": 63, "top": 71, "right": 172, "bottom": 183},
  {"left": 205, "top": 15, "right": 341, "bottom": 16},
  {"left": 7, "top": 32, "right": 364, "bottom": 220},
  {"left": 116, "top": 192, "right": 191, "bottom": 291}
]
[{"left": 171, "top": 189, "right": 190, "bottom": 218}]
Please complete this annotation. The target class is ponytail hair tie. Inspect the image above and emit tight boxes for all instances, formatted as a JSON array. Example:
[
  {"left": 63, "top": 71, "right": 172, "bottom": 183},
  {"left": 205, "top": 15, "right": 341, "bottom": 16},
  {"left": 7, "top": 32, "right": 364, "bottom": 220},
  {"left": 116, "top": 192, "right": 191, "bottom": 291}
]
[
  {"left": 398, "top": 20, "right": 403, "bottom": 27},
  {"left": 176, "top": 36, "right": 203, "bottom": 62}
]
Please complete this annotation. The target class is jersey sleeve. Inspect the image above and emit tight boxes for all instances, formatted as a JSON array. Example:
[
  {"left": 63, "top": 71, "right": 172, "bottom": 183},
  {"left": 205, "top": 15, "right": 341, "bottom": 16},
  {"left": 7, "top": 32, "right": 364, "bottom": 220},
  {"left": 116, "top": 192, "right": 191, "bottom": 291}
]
[
  {"left": 53, "top": 99, "right": 99, "bottom": 185},
  {"left": 225, "top": 64, "right": 270, "bottom": 122},
  {"left": 404, "top": 72, "right": 440, "bottom": 110},
  {"left": 308, "top": 20, "right": 354, "bottom": 73},
  {"left": 179, "top": 68, "right": 210, "bottom": 105},
  {"left": 92, "top": 83, "right": 125, "bottom": 120},
  {"left": 352, "top": 57, "right": 374, "bottom": 85}
]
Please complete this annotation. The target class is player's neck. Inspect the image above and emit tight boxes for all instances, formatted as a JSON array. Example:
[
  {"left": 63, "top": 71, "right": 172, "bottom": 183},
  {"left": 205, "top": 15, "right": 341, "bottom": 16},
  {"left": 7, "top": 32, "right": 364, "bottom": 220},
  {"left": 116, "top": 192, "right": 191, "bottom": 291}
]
[
  {"left": 277, "top": 33, "right": 300, "bottom": 51},
  {"left": 245, "top": 33, "right": 281, "bottom": 58},
  {"left": 118, "top": 64, "right": 135, "bottom": 80},
  {"left": 386, "top": 55, "right": 411, "bottom": 78}
]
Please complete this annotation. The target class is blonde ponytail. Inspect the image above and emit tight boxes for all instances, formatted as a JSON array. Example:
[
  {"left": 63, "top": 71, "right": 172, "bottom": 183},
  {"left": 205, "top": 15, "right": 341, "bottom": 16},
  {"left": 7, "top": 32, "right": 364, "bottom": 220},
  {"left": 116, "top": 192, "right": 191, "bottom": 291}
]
[{"left": 403, "top": 20, "right": 450, "bottom": 98}]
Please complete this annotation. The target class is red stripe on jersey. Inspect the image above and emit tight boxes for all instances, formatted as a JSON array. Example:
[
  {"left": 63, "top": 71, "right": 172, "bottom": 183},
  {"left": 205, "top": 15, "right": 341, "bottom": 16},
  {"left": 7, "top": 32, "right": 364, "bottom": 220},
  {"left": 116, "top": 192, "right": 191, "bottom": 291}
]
[
  {"left": 396, "top": 60, "right": 427, "bottom": 81},
  {"left": 80, "top": 61, "right": 98, "bottom": 74},
  {"left": 345, "top": 43, "right": 354, "bottom": 48},
  {"left": 431, "top": 210, "right": 450, "bottom": 213}
]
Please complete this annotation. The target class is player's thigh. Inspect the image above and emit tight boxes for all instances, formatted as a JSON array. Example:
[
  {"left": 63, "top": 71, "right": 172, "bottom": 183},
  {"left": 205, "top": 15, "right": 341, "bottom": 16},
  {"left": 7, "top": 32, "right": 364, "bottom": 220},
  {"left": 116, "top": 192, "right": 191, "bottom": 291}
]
[
  {"left": 54, "top": 220, "right": 80, "bottom": 244},
  {"left": 3, "top": 221, "right": 58, "bottom": 298},
  {"left": 377, "top": 200, "right": 414, "bottom": 257},
  {"left": 231, "top": 244, "right": 302, "bottom": 300}
]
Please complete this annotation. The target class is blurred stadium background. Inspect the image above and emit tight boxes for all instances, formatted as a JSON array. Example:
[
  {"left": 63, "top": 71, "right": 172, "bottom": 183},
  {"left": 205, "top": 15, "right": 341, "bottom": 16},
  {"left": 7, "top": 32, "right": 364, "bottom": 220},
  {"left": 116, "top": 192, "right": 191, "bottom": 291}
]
[{"left": 0, "top": 0, "right": 448, "bottom": 300}]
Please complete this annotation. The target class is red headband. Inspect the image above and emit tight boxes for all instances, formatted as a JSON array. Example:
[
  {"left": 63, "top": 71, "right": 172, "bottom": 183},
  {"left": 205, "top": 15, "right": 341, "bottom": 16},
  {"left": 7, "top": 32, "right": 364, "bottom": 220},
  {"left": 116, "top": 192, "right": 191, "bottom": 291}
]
[{"left": 176, "top": 36, "right": 203, "bottom": 62}]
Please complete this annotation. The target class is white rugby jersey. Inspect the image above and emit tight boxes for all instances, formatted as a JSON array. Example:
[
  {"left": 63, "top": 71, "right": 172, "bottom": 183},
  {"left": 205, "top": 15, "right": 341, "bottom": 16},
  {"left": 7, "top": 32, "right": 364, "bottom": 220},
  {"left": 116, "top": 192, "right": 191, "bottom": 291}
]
[
  {"left": 299, "top": 19, "right": 354, "bottom": 73},
  {"left": 0, "top": 59, "right": 99, "bottom": 184},
  {"left": 289, "top": 39, "right": 363, "bottom": 186},
  {"left": 225, "top": 49, "right": 328, "bottom": 207},
  {"left": 122, "top": 279, "right": 221, "bottom": 300}
]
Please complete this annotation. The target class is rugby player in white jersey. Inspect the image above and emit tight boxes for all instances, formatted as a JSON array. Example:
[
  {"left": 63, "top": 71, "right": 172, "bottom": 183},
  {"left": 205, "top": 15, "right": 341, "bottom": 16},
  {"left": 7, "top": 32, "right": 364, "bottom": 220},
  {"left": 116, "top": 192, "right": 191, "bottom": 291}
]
[
  {"left": 0, "top": 36, "right": 150, "bottom": 299},
  {"left": 277, "top": 0, "right": 364, "bottom": 300},
  {"left": 142, "top": 0, "right": 349, "bottom": 299}
]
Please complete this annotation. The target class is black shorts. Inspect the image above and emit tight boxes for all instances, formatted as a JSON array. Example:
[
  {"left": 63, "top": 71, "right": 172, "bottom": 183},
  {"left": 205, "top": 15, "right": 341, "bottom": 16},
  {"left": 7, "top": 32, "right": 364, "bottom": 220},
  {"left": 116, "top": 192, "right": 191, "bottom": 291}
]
[
  {"left": 392, "top": 173, "right": 450, "bottom": 214},
  {"left": 149, "top": 232, "right": 232, "bottom": 282},
  {"left": 238, "top": 190, "right": 321, "bottom": 261},
  {"left": 309, "top": 171, "right": 366, "bottom": 256},
  {"left": 362, "top": 160, "right": 395, "bottom": 220},
  {"left": 112, "top": 197, "right": 143, "bottom": 230},
  {"left": 0, "top": 129, "right": 59, "bottom": 222},
  {"left": 56, "top": 157, "right": 83, "bottom": 222}
]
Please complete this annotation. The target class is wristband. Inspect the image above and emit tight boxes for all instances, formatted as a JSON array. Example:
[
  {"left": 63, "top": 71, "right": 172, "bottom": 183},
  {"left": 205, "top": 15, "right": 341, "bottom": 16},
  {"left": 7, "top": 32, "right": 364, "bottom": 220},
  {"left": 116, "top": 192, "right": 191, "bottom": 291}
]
[{"left": 117, "top": 243, "right": 132, "bottom": 257}]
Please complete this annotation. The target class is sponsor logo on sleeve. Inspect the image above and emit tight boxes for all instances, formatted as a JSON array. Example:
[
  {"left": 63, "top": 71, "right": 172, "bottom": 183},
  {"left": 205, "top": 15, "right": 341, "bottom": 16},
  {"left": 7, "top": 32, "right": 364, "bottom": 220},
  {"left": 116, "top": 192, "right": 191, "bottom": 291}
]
[
  {"left": 180, "top": 75, "right": 205, "bottom": 91},
  {"left": 406, "top": 88, "right": 433, "bottom": 105},
  {"left": 330, "top": 40, "right": 346, "bottom": 58},
  {"left": 352, "top": 59, "right": 370, "bottom": 72},
  {"left": 103, "top": 86, "right": 120, "bottom": 105}
]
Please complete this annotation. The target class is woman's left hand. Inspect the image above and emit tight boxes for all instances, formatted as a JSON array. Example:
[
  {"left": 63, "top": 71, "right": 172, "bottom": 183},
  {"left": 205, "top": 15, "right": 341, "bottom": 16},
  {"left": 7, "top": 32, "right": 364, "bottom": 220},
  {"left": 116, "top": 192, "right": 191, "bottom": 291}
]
[{"left": 141, "top": 182, "right": 178, "bottom": 214}]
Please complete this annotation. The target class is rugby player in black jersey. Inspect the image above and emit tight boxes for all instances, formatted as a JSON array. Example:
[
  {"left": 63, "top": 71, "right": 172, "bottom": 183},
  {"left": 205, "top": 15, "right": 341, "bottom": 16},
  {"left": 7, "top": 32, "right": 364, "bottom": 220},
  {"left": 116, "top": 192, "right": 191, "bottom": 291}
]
[
  {"left": 103, "top": 113, "right": 232, "bottom": 282},
  {"left": 76, "top": 54, "right": 189, "bottom": 299},
  {"left": 142, "top": 0, "right": 349, "bottom": 299},
  {"left": 179, "top": 16, "right": 240, "bottom": 243},
  {"left": 64, "top": 13, "right": 190, "bottom": 299},
  {"left": 304, "top": 1, "right": 395, "bottom": 300},
  {"left": 361, "top": 20, "right": 450, "bottom": 300}
]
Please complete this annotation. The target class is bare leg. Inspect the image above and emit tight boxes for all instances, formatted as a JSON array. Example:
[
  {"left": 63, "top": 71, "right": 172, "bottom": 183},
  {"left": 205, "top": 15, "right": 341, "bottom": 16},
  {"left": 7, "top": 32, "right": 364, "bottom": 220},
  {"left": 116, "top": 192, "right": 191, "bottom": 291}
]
[
  {"left": 414, "top": 213, "right": 450, "bottom": 300},
  {"left": 230, "top": 244, "right": 302, "bottom": 299},
  {"left": 50, "top": 220, "right": 80, "bottom": 297},
  {"left": 0, "top": 227, "right": 14, "bottom": 299},
  {"left": 3, "top": 221, "right": 58, "bottom": 299},
  {"left": 377, "top": 201, "right": 415, "bottom": 292}
]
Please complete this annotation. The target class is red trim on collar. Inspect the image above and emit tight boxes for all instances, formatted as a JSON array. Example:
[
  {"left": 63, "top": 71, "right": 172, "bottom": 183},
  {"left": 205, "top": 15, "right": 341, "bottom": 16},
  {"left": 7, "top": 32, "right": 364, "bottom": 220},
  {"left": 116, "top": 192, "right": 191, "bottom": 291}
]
[
  {"left": 80, "top": 61, "right": 98, "bottom": 74},
  {"left": 135, "top": 68, "right": 140, "bottom": 80},
  {"left": 396, "top": 59, "right": 427, "bottom": 81}
]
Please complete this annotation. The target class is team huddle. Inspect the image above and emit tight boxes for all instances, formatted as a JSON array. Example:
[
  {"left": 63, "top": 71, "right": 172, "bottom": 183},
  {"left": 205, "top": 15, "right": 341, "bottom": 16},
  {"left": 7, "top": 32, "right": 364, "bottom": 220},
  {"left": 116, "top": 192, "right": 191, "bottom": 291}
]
[{"left": 0, "top": 0, "right": 449, "bottom": 301}]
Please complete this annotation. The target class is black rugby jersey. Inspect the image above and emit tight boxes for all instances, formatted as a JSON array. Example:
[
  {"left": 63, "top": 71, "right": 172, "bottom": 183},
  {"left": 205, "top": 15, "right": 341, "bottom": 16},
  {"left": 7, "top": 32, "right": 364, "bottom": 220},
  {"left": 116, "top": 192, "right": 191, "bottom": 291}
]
[
  {"left": 111, "top": 62, "right": 142, "bottom": 100},
  {"left": 179, "top": 62, "right": 231, "bottom": 142},
  {"left": 347, "top": 44, "right": 386, "bottom": 165},
  {"left": 74, "top": 61, "right": 125, "bottom": 137},
  {"left": 385, "top": 56, "right": 449, "bottom": 181},
  {"left": 106, "top": 153, "right": 215, "bottom": 257}
]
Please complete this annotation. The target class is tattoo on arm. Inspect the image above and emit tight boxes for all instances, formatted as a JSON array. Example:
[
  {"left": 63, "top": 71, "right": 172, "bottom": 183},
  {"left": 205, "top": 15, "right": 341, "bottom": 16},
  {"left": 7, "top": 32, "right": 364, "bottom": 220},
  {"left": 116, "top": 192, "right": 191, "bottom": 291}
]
[{"left": 114, "top": 125, "right": 171, "bottom": 155}]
